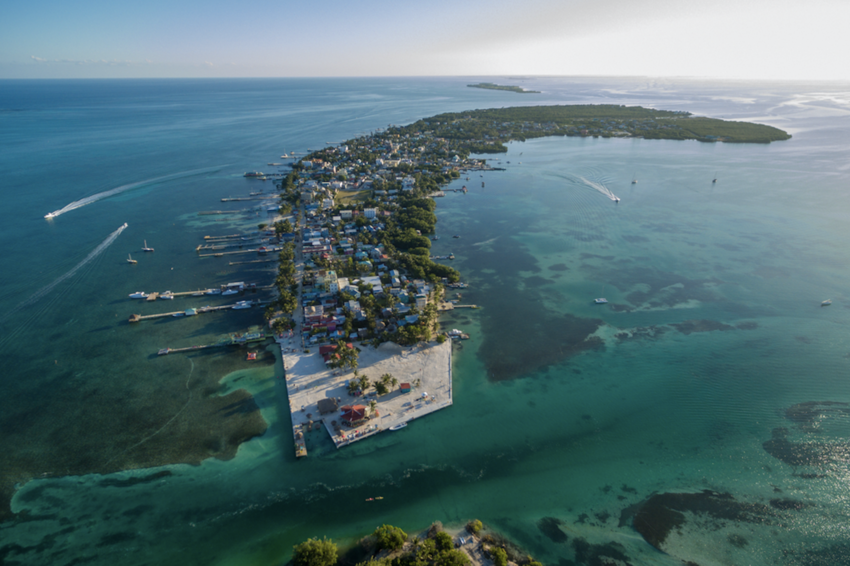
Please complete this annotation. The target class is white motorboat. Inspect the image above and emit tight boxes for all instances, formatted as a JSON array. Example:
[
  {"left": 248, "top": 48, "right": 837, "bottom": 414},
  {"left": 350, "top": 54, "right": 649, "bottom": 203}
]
[
  {"left": 160, "top": 291, "right": 174, "bottom": 300},
  {"left": 389, "top": 423, "right": 408, "bottom": 431},
  {"left": 222, "top": 289, "right": 240, "bottom": 296},
  {"left": 205, "top": 288, "right": 222, "bottom": 295},
  {"left": 822, "top": 299, "right": 832, "bottom": 306},
  {"left": 44, "top": 212, "right": 56, "bottom": 219},
  {"left": 129, "top": 291, "right": 148, "bottom": 299},
  {"left": 232, "top": 300, "right": 252, "bottom": 310},
  {"left": 594, "top": 298, "right": 608, "bottom": 304}
]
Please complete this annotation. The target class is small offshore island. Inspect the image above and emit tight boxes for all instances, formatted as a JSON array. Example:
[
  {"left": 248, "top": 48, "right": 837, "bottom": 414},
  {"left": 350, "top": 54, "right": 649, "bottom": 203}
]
[
  {"left": 0, "top": 105, "right": 790, "bottom": 523},
  {"left": 467, "top": 82, "right": 541, "bottom": 94}
]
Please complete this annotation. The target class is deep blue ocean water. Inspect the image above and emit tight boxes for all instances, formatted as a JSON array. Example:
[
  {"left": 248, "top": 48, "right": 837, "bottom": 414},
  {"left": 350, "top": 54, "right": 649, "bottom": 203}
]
[{"left": 1, "top": 77, "right": 850, "bottom": 566}]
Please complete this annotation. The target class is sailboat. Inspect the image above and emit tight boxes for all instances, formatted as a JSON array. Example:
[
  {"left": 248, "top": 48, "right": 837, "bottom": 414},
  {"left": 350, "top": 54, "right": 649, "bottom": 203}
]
[
  {"left": 712, "top": 172, "right": 717, "bottom": 183},
  {"left": 142, "top": 240, "right": 154, "bottom": 252},
  {"left": 127, "top": 253, "right": 137, "bottom": 264},
  {"left": 631, "top": 172, "right": 638, "bottom": 184}
]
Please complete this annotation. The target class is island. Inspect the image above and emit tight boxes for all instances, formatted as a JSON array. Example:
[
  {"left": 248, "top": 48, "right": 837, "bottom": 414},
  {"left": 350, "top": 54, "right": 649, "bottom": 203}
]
[
  {"left": 0, "top": 104, "right": 791, "bottom": 522},
  {"left": 262, "top": 105, "right": 789, "bottom": 456},
  {"left": 467, "top": 82, "right": 541, "bottom": 94}
]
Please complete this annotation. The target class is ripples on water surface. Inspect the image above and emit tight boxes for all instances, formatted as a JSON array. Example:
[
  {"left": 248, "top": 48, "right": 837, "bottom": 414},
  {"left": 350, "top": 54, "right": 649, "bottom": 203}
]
[{"left": 1, "top": 77, "right": 849, "bottom": 565}]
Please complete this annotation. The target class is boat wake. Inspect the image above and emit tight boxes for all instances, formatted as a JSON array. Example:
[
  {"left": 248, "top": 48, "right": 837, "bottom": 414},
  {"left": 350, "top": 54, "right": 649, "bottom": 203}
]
[
  {"left": 0, "top": 223, "right": 128, "bottom": 328},
  {"left": 575, "top": 175, "right": 620, "bottom": 202},
  {"left": 44, "top": 166, "right": 224, "bottom": 220}
]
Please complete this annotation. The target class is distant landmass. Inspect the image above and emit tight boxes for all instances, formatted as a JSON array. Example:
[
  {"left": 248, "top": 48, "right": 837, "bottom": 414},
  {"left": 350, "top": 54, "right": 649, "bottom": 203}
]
[
  {"left": 467, "top": 82, "right": 540, "bottom": 94},
  {"left": 404, "top": 104, "right": 792, "bottom": 146}
]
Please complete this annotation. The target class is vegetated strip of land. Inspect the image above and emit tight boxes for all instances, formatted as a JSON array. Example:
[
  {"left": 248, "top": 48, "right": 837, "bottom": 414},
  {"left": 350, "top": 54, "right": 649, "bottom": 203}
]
[
  {"left": 401, "top": 104, "right": 792, "bottom": 147},
  {"left": 467, "top": 82, "right": 541, "bottom": 94}
]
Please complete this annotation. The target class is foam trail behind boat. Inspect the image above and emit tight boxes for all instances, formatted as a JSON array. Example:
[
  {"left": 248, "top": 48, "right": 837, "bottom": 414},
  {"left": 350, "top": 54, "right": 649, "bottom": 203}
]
[
  {"left": 44, "top": 166, "right": 224, "bottom": 219},
  {"left": 0, "top": 223, "right": 128, "bottom": 325},
  {"left": 576, "top": 175, "right": 619, "bottom": 201}
]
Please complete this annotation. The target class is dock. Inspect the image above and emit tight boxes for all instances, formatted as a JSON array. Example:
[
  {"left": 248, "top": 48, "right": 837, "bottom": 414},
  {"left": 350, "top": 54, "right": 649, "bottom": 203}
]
[
  {"left": 157, "top": 331, "right": 272, "bottom": 355},
  {"left": 129, "top": 300, "right": 271, "bottom": 323},
  {"left": 438, "top": 303, "right": 478, "bottom": 311},
  {"left": 229, "top": 259, "right": 277, "bottom": 266},
  {"left": 197, "top": 246, "right": 281, "bottom": 258},
  {"left": 198, "top": 211, "right": 240, "bottom": 216},
  {"left": 220, "top": 196, "right": 277, "bottom": 202},
  {"left": 196, "top": 239, "right": 269, "bottom": 251}
]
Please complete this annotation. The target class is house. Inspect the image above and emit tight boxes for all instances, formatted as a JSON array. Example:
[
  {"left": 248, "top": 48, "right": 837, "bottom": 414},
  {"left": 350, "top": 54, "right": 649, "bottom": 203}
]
[
  {"left": 400, "top": 383, "right": 412, "bottom": 393},
  {"left": 317, "top": 398, "right": 339, "bottom": 415},
  {"left": 364, "top": 208, "right": 377, "bottom": 219},
  {"left": 340, "top": 404, "right": 372, "bottom": 426}
]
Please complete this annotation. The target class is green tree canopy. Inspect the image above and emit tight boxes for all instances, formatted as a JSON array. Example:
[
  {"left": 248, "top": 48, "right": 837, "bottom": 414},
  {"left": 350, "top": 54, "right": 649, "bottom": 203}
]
[
  {"left": 372, "top": 524, "right": 408, "bottom": 551},
  {"left": 293, "top": 537, "right": 338, "bottom": 566}
]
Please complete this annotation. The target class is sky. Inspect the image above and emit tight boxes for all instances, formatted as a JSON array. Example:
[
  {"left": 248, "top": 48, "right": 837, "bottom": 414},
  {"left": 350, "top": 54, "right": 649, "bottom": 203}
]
[{"left": 2, "top": 0, "right": 849, "bottom": 80}]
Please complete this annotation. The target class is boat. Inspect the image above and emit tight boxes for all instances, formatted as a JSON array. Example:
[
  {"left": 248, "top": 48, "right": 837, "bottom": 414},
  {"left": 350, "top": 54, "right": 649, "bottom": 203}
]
[
  {"left": 594, "top": 298, "right": 608, "bottom": 304},
  {"left": 205, "top": 288, "right": 222, "bottom": 295},
  {"left": 160, "top": 291, "right": 174, "bottom": 300},
  {"left": 184, "top": 308, "right": 198, "bottom": 316},
  {"left": 453, "top": 235, "right": 460, "bottom": 239},
  {"left": 172, "top": 312, "right": 185, "bottom": 317},
  {"left": 247, "top": 352, "right": 257, "bottom": 360},
  {"left": 712, "top": 172, "right": 717, "bottom": 183},
  {"left": 191, "top": 290, "right": 205, "bottom": 296},
  {"left": 612, "top": 196, "right": 620, "bottom": 203},
  {"left": 129, "top": 291, "right": 148, "bottom": 299},
  {"left": 232, "top": 300, "right": 252, "bottom": 309},
  {"left": 244, "top": 171, "right": 264, "bottom": 177},
  {"left": 158, "top": 348, "right": 170, "bottom": 356},
  {"left": 632, "top": 172, "right": 637, "bottom": 184},
  {"left": 142, "top": 240, "right": 154, "bottom": 252},
  {"left": 822, "top": 299, "right": 832, "bottom": 306},
  {"left": 44, "top": 212, "right": 56, "bottom": 219},
  {"left": 222, "top": 289, "right": 240, "bottom": 296},
  {"left": 389, "top": 423, "right": 407, "bottom": 431},
  {"left": 127, "top": 254, "right": 137, "bottom": 264}
]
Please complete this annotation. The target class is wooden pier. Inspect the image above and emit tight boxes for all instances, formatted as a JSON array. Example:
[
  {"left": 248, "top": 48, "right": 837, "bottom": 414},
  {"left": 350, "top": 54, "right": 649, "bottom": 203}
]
[
  {"left": 157, "top": 332, "right": 272, "bottom": 355},
  {"left": 438, "top": 303, "right": 479, "bottom": 311},
  {"left": 220, "top": 196, "right": 277, "bottom": 202},
  {"left": 129, "top": 300, "right": 271, "bottom": 323},
  {"left": 229, "top": 259, "right": 277, "bottom": 266},
  {"left": 198, "top": 246, "right": 280, "bottom": 258},
  {"left": 195, "top": 239, "right": 269, "bottom": 251}
]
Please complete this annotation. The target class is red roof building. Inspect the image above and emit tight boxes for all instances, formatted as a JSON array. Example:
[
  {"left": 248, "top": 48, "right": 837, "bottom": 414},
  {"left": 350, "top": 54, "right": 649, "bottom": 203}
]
[{"left": 340, "top": 404, "right": 370, "bottom": 426}]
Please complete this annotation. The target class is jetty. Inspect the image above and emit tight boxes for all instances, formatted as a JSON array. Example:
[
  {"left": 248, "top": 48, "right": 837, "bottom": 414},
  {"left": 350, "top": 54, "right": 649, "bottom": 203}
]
[
  {"left": 220, "top": 196, "right": 277, "bottom": 202},
  {"left": 129, "top": 300, "right": 271, "bottom": 323},
  {"left": 196, "top": 239, "right": 270, "bottom": 251},
  {"left": 438, "top": 303, "right": 478, "bottom": 311},
  {"left": 157, "top": 331, "right": 271, "bottom": 355},
  {"left": 197, "top": 246, "right": 281, "bottom": 258}
]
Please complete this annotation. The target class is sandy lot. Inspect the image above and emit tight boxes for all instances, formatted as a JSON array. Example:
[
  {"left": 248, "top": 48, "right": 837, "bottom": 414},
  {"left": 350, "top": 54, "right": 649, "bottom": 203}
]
[{"left": 278, "top": 339, "right": 452, "bottom": 452}]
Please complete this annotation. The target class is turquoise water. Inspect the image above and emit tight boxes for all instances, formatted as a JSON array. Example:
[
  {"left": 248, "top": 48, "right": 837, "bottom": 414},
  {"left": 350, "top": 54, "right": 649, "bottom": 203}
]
[{"left": 1, "top": 77, "right": 850, "bottom": 565}]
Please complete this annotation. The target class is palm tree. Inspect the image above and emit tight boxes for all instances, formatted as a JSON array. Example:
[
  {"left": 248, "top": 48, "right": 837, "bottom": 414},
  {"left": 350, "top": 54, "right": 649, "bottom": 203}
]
[{"left": 390, "top": 376, "right": 398, "bottom": 390}]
